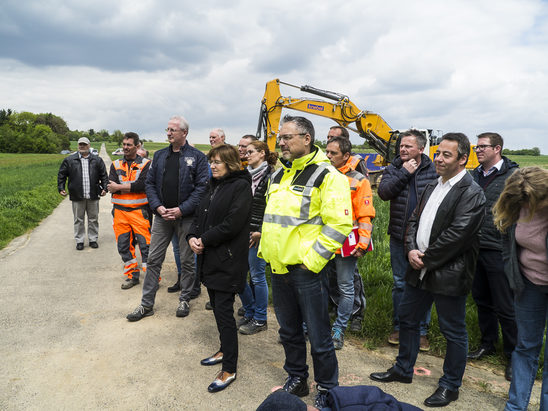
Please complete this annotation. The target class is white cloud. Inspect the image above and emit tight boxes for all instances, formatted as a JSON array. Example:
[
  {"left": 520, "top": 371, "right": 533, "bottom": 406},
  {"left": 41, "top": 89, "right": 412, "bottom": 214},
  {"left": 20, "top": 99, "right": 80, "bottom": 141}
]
[{"left": 1, "top": 0, "right": 548, "bottom": 152}]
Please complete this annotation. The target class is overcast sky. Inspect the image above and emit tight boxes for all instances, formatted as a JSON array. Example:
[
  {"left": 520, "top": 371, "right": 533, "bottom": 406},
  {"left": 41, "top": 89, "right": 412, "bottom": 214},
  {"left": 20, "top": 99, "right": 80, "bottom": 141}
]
[{"left": 2, "top": 0, "right": 548, "bottom": 152}]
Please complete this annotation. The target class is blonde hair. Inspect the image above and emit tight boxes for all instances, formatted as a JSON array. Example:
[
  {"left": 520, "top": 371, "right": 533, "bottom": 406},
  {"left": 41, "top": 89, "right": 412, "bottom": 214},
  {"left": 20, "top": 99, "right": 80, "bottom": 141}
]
[{"left": 493, "top": 166, "right": 548, "bottom": 232}]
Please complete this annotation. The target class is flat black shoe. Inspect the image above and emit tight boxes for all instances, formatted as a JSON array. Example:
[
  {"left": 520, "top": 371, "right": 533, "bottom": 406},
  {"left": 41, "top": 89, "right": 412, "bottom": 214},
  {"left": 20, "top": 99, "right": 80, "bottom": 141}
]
[
  {"left": 205, "top": 301, "right": 213, "bottom": 310},
  {"left": 370, "top": 366, "right": 412, "bottom": 384},
  {"left": 505, "top": 362, "right": 512, "bottom": 382},
  {"left": 467, "top": 346, "right": 496, "bottom": 360},
  {"left": 424, "top": 386, "right": 458, "bottom": 407},
  {"left": 167, "top": 282, "right": 181, "bottom": 293},
  {"left": 76, "top": 243, "right": 84, "bottom": 250},
  {"left": 89, "top": 241, "right": 98, "bottom": 248},
  {"left": 201, "top": 351, "right": 223, "bottom": 366}
]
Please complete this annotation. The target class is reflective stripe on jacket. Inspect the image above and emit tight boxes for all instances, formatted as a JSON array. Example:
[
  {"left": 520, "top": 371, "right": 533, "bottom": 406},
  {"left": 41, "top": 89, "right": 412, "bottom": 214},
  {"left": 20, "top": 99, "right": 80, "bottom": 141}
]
[
  {"left": 258, "top": 146, "right": 353, "bottom": 274},
  {"left": 111, "top": 157, "right": 151, "bottom": 207},
  {"left": 337, "top": 157, "right": 375, "bottom": 252}
]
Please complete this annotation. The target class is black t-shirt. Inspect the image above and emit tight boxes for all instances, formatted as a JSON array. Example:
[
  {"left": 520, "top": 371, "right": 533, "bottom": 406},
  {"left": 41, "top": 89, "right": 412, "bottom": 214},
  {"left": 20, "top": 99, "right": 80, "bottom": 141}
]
[{"left": 162, "top": 149, "right": 180, "bottom": 208}]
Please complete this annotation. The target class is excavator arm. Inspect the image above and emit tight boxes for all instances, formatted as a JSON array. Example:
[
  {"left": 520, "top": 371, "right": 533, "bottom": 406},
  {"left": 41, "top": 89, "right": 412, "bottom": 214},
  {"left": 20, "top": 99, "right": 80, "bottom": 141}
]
[
  {"left": 256, "top": 78, "right": 478, "bottom": 171},
  {"left": 256, "top": 79, "right": 400, "bottom": 163}
]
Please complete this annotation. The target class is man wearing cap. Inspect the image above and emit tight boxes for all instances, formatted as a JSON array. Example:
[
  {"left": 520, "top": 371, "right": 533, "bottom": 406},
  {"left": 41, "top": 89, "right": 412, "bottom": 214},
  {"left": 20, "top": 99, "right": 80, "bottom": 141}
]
[{"left": 57, "top": 137, "right": 108, "bottom": 250}]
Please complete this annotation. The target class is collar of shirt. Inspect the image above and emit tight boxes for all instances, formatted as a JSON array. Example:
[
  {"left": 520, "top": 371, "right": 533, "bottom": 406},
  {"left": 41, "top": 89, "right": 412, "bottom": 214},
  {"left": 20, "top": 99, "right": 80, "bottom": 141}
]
[
  {"left": 437, "top": 168, "right": 467, "bottom": 188},
  {"left": 480, "top": 158, "right": 503, "bottom": 177}
]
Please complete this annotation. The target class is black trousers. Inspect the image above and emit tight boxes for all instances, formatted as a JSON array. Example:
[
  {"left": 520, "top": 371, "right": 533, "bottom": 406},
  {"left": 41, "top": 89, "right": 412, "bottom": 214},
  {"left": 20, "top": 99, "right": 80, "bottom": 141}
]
[
  {"left": 472, "top": 249, "right": 517, "bottom": 358},
  {"left": 207, "top": 288, "right": 238, "bottom": 373}
]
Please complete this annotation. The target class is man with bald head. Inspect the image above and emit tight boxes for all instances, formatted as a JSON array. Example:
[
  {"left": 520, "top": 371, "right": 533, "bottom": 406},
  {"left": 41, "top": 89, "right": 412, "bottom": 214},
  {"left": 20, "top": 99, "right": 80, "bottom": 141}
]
[{"left": 209, "top": 128, "right": 226, "bottom": 148}]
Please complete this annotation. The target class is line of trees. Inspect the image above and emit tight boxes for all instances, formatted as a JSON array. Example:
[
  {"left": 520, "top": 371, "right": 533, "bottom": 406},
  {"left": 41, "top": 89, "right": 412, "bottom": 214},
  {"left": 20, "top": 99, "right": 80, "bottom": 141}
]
[
  {"left": 502, "top": 147, "right": 541, "bottom": 156},
  {"left": 0, "top": 109, "right": 143, "bottom": 154}
]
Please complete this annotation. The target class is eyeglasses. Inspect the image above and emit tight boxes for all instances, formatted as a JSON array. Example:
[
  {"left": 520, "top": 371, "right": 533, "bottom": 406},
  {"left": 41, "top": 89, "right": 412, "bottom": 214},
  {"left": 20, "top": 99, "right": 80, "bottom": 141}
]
[
  {"left": 246, "top": 150, "right": 257, "bottom": 155},
  {"left": 209, "top": 160, "right": 224, "bottom": 166},
  {"left": 473, "top": 144, "right": 495, "bottom": 152},
  {"left": 165, "top": 128, "right": 181, "bottom": 133},
  {"left": 277, "top": 133, "right": 306, "bottom": 143}
]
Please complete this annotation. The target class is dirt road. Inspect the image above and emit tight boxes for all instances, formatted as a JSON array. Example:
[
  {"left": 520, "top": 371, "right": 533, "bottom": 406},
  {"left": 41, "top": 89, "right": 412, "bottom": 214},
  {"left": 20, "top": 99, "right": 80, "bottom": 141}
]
[{"left": 0, "top": 145, "right": 537, "bottom": 410}]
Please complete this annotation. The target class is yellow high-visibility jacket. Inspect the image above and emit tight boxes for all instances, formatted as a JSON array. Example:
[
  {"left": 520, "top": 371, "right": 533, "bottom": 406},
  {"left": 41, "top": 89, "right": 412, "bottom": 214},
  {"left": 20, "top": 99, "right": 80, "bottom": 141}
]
[{"left": 258, "top": 146, "right": 353, "bottom": 274}]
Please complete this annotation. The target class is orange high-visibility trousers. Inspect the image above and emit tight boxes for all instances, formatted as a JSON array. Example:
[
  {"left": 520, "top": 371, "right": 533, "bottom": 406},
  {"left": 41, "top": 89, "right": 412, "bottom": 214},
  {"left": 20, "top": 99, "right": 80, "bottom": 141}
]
[{"left": 113, "top": 208, "right": 151, "bottom": 280}]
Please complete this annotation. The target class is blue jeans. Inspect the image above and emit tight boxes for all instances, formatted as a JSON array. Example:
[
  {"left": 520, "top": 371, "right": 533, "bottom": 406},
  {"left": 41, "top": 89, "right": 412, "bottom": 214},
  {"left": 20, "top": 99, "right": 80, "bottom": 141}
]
[
  {"left": 272, "top": 266, "right": 338, "bottom": 389},
  {"left": 390, "top": 237, "right": 431, "bottom": 335},
  {"left": 505, "top": 277, "right": 548, "bottom": 411},
  {"left": 394, "top": 283, "right": 468, "bottom": 391},
  {"left": 239, "top": 245, "right": 268, "bottom": 322},
  {"left": 331, "top": 255, "right": 356, "bottom": 332},
  {"left": 172, "top": 233, "right": 181, "bottom": 276}
]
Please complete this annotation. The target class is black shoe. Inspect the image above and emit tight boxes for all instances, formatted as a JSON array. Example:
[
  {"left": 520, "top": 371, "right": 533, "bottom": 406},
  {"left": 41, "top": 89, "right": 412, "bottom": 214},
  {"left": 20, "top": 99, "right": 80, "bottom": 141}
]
[
  {"left": 126, "top": 305, "right": 154, "bottom": 322},
  {"left": 370, "top": 366, "right": 412, "bottom": 384},
  {"left": 89, "top": 241, "right": 98, "bottom": 248},
  {"left": 467, "top": 346, "right": 496, "bottom": 360},
  {"left": 314, "top": 386, "right": 329, "bottom": 409},
  {"left": 76, "top": 243, "right": 84, "bottom": 250},
  {"left": 424, "top": 387, "right": 459, "bottom": 407},
  {"left": 236, "top": 316, "right": 252, "bottom": 328},
  {"left": 167, "top": 281, "right": 181, "bottom": 293},
  {"left": 349, "top": 316, "right": 363, "bottom": 333},
  {"left": 282, "top": 376, "right": 309, "bottom": 397},
  {"left": 121, "top": 278, "right": 139, "bottom": 289},
  {"left": 237, "top": 306, "right": 245, "bottom": 317},
  {"left": 176, "top": 300, "right": 190, "bottom": 317},
  {"left": 200, "top": 351, "right": 223, "bottom": 366},
  {"left": 205, "top": 301, "right": 213, "bottom": 310},
  {"left": 505, "top": 362, "right": 512, "bottom": 382},
  {"left": 239, "top": 319, "right": 267, "bottom": 335}
]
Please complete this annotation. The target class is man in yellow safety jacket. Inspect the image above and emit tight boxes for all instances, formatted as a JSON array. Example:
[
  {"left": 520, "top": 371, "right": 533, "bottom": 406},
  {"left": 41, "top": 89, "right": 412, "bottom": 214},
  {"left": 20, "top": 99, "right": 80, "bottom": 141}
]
[
  {"left": 108, "top": 132, "right": 151, "bottom": 290},
  {"left": 325, "top": 136, "right": 375, "bottom": 350},
  {"left": 258, "top": 115, "right": 352, "bottom": 409}
]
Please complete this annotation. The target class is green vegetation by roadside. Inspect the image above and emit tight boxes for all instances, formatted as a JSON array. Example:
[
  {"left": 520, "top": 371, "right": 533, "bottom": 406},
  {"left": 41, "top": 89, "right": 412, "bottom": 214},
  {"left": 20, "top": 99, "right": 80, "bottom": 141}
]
[
  {"left": 1, "top": 150, "right": 545, "bottom": 378},
  {"left": 0, "top": 153, "right": 65, "bottom": 249},
  {"left": 507, "top": 154, "right": 548, "bottom": 168}
]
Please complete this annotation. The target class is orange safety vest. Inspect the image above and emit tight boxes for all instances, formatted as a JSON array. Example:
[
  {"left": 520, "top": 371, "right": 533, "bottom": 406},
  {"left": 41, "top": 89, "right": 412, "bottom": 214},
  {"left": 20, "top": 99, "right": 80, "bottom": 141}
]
[
  {"left": 337, "top": 157, "right": 375, "bottom": 252},
  {"left": 111, "top": 157, "right": 150, "bottom": 208}
]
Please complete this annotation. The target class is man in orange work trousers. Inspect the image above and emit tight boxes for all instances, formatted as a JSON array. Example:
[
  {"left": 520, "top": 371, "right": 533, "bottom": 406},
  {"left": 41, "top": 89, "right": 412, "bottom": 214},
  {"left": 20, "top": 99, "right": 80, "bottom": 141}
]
[{"left": 108, "top": 132, "right": 152, "bottom": 289}]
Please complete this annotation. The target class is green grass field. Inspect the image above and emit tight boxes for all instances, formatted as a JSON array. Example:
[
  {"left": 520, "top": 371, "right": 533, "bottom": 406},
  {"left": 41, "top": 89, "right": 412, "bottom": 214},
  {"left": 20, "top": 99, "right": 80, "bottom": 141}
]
[
  {"left": 0, "top": 153, "right": 65, "bottom": 249},
  {"left": 0, "top": 149, "right": 546, "bottom": 376}
]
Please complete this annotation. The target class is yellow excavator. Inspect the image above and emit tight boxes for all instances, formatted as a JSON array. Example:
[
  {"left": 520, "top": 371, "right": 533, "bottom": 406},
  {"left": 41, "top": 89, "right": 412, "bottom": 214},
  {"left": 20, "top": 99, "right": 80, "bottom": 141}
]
[{"left": 256, "top": 79, "right": 478, "bottom": 180}]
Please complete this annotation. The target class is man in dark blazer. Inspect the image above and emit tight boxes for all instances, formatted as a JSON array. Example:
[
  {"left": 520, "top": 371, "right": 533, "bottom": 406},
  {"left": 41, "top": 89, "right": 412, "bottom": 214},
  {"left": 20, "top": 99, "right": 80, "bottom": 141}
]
[{"left": 370, "top": 133, "right": 486, "bottom": 408}]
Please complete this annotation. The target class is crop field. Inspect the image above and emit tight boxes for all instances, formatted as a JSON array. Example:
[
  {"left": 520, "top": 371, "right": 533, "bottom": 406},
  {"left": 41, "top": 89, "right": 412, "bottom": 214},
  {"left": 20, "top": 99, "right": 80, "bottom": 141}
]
[{"left": 0, "top": 153, "right": 65, "bottom": 249}]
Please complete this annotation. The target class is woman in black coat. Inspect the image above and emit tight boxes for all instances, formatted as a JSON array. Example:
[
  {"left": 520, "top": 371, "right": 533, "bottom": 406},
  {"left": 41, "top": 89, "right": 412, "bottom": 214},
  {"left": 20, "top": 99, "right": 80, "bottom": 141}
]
[{"left": 187, "top": 144, "right": 252, "bottom": 393}]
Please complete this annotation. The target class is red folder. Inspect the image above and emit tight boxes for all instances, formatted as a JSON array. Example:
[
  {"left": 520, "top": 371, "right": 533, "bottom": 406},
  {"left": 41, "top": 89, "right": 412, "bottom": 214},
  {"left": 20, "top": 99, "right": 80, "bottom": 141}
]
[{"left": 340, "top": 227, "right": 373, "bottom": 257}]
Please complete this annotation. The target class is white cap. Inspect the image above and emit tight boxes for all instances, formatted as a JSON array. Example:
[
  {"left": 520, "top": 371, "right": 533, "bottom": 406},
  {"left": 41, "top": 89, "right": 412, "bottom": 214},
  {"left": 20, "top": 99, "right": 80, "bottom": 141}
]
[{"left": 78, "top": 137, "right": 90, "bottom": 145}]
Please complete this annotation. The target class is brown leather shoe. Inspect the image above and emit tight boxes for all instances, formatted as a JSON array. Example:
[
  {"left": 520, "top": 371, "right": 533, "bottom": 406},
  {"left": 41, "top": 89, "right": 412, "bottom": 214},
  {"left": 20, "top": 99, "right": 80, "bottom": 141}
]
[
  {"left": 388, "top": 330, "right": 399, "bottom": 345},
  {"left": 419, "top": 335, "right": 430, "bottom": 352}
]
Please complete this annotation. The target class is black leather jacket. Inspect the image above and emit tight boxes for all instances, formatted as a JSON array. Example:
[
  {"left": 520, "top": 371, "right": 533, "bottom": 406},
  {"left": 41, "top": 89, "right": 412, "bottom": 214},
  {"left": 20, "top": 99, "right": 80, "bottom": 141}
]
[
  {"left": 405, "top": 172, "right": 486, "bottom": 296},
  {"left": 57, "top": 153, "right": 108, "bottom": 201}
]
